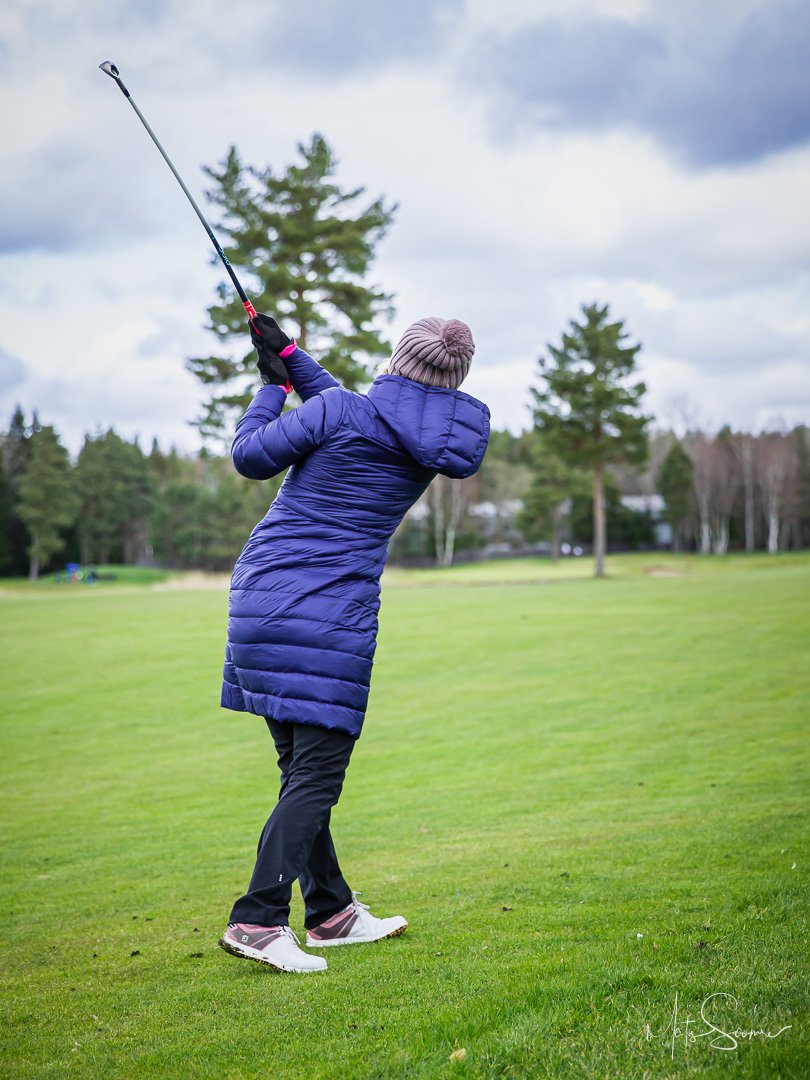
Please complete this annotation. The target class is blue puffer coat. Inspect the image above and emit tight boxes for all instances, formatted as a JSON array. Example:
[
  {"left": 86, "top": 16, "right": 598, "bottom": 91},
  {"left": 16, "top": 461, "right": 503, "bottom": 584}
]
[{"left": 220, "top": 346, "right": 490, "bottom": 738}]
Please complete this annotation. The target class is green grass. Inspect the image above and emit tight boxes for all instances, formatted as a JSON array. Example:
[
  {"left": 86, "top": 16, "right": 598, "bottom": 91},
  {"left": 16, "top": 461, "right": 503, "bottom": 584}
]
[
  {"left": 385, "top": 548, "right": 810, "bottom": 586},
  {"left": 0, "top": 564, "right": 170, "bottom": 592},
  {"left": 1, "top": 552, "right": 808, "bottom": 1078}
]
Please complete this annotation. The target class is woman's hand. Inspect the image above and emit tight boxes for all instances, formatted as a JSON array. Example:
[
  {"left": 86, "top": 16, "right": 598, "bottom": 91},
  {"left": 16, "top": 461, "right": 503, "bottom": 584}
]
[
  {"left": 250, "top": 313, "right": 294, "bottom": 354},
  {"left": 249, "top": 313, "right": 295, "bottom": 386}
]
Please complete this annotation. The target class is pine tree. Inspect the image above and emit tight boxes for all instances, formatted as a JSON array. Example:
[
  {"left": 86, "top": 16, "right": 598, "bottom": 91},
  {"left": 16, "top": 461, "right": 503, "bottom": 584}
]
[
  {"left": 531, "top": 303, "right": 651, "bottom": 576},
  {"left": 146, "top": 446, "right": 278, "bottom": 570},
  {"left": 17, "top": 426, "right": 78, "bottom": 580},
  {"left": 0, "top": 405, "right": 33, "bottom": 575},
  {"left": 75, "top": 431, "right": 153, "bottom": 565},
  {"left": 794, "top": 425, "right": 810, "bottom": 548},
  {"left": 187, "top": 135, "right": 397, "bottom": 439},
  {"left": 658, "top": 440, "right": 694, "bottom": 551},
  {"left": 0, "top": 462, "right": 13, "bottom": 575}
]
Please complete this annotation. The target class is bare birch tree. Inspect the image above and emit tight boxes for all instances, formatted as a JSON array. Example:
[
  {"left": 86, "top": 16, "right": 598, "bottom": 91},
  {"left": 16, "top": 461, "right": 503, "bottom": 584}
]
[
  {"left": 431, "top": 475, "right": 469, "bottom": 567},
  {"left": 755, "top": 432, "right": 799, "bottom": 553},
  {"left": 686, "top": 434, "right": 714, "bottom": 554},
  {"left": 730, "top": 433, "right": 757, "bottom": 552}
]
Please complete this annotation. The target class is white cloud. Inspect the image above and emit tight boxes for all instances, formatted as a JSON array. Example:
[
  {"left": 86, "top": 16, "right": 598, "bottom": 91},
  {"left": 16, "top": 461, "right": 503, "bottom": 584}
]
[
  {"left": 641, "top": 353, "right": 810, "bottom": 436},
  {"left": 0, "top": 0, "right": 808, "bottom": 455}
]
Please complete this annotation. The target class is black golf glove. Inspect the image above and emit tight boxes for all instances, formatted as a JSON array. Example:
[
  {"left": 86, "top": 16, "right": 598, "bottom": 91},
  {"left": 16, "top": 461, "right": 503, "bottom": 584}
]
[
  {"left": 250, "top": 313, "right": 294, "bottom": 355},
  {"left": 249, "top": 313, "right": 295, "bottom": 387},
  {"left": 256, "top": 352, "right": 290, "bottom": 386}
]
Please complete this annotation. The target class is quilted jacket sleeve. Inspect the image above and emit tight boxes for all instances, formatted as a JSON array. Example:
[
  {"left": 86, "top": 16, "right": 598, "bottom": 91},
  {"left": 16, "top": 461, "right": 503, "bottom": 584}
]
[
  {"left": 231, "top": 384, "right": 343, "bottom": 480},
  {"left": 437, "top": 401, "right": 491, "bottom": 479},
  {"left": 283, "top": 346, "right": 341, "bottom": 401}
]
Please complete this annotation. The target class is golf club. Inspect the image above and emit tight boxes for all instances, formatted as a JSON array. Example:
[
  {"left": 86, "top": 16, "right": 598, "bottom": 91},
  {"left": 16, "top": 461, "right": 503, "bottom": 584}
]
[{"left": 98, "top": 61, "right": 257, "bottom": 321}]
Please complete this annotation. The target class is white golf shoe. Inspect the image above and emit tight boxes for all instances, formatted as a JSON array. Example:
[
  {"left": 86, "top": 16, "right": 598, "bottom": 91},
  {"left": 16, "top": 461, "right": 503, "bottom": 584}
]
[
  {"left": 219, "top": 923, "right": 327, "bottom": 973},
  {"left": 305, "top": 891, "right": 408, "bottom": 947}
]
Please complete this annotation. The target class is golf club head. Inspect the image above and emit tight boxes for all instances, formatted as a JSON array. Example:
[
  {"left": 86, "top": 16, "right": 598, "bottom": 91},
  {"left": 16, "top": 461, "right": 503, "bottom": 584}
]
[{"left": 99, "top": 61, "right": 121, "bottom": 79}]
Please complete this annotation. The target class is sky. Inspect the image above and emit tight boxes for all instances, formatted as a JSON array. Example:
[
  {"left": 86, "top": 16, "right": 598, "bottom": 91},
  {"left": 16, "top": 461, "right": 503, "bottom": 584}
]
[{"left": 1, "top": 0, "right": 809, "bottom": 456}]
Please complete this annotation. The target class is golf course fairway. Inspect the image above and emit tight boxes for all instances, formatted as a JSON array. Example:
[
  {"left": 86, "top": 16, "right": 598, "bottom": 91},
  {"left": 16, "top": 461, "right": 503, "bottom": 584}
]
[{"left": 1, "top": 553, "right": 807, "bottom": 1078}]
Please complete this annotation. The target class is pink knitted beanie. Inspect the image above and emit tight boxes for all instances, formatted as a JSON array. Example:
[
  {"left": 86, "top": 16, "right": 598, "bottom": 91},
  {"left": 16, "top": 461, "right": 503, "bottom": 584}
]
[{"left": 388, "top": 317, "right": 475, "bottom": 390}]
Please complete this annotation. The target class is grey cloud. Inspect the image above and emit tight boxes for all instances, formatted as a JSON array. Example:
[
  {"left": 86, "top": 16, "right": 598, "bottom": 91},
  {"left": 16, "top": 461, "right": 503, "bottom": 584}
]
[
  {"left": 6, "top": 0, "right": 166, "bottom": 37},
  {"left": 266, "top": 0, "right": 463, "bottom": 75},
  {"left": 0, "top": 137, "right": 173, "bottom": 254},
  {"left": 618, "top": 297, "right": 806, "bottom": 376},
  {"left": 474, "top": 0, "right": 810, "bottom": 167},
  {"left": 0, "top": 346, "right": 27, "bottom": 393},
  {"left": 0, "top": 0, "right": 462, "bottom": 256}
]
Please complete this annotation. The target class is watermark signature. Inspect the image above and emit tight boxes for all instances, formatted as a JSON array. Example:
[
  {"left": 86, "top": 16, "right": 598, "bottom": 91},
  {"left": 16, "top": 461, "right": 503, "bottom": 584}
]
[{"left": 640, "top": 992, "right": 791, "bottom": 1058}]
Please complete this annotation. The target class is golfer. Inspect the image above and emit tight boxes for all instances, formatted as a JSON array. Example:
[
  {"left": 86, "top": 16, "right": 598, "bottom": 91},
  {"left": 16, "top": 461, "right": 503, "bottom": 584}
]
[{"left": 218, "top": 313, "right": 490, "bottom": 972}]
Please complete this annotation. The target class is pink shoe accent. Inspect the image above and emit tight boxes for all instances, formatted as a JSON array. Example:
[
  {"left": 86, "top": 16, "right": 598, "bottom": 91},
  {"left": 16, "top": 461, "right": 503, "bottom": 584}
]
[
  {"left": 225, "top": 923, "right": 287, "bottom": 950},
  {"left": 307, "top": 904, "right": 359, "bottom": 941}
]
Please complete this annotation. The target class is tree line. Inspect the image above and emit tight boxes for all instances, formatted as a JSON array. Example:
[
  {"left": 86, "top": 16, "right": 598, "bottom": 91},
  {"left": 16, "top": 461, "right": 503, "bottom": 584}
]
[
  {"left": 0, "top": 407, "right": 279, "bottom": 579},
  {"left": 3, "top": 134, "right": 807, "bottom": 580},
  {"left": 2, "top": 401, "right": 807, "bottom": 581}
]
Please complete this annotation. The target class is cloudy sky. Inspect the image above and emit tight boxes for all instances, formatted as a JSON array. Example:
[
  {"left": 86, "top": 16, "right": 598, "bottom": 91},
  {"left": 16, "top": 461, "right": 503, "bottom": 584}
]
[{"left": 1, "top": 0, "right": 809, "bottom": 455}]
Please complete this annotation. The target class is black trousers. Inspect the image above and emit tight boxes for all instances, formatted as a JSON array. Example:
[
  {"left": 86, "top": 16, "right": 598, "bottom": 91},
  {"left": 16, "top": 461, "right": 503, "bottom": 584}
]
[{"left": 229, "top": 717, "right": 357, "bottom": 930}]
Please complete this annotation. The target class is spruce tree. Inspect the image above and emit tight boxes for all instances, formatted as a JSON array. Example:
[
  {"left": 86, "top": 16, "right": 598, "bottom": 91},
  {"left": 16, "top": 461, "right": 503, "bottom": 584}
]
[
  {"left": 17, "top": 426, "right": 78, "bottom": 580},
  {"left": 531, "top": 303, "right": 651, "bottom": 576},
  {"left": 658, "top": 440, "right": 694, "bottom": 551},
  {"left": 187, "top": 135, "right": 397, "bottom": 439}
]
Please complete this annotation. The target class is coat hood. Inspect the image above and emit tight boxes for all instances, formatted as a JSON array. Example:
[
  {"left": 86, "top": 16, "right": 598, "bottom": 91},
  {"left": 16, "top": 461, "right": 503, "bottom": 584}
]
[{"left": 365, "top": 374, "right": 490, "bottom": 479}]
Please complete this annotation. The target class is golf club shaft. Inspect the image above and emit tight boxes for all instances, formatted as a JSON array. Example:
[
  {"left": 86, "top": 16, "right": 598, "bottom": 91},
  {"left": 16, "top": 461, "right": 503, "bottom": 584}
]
[{"left": 100, "top": 62, "right": 256, "bottom": 320}]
